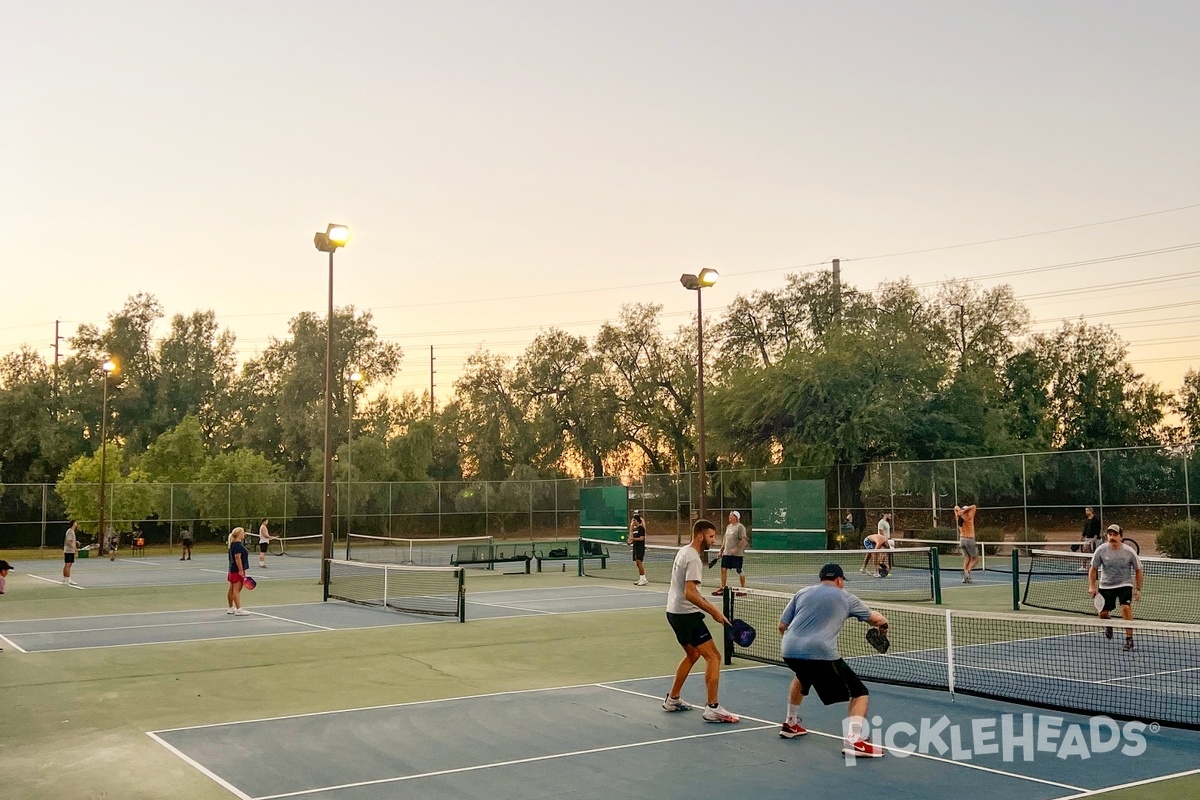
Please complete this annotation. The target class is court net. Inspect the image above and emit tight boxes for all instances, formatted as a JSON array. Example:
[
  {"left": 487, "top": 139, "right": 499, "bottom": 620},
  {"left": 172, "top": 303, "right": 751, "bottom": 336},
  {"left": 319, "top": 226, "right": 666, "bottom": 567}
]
[
  {"left": 346, "top": 534, "right": 493, "bottom": 567},
  {"left": 324, "top": 559, "right": 465, "bottom": 621},
  {"left": 893, "top": 538, "right": 1109, "bottom": 574},
  {"left": 245, "top": 534, "right": 325, "bottom": 557},
  {"left": 1022, "top": 549, "right": 1200, "bottom": 625},
  {"left": 581, "top": 539, "right": 938, "bottom": 602},
  {"left": 728, "top": 587, "right": 1200, "bottom": 730}
]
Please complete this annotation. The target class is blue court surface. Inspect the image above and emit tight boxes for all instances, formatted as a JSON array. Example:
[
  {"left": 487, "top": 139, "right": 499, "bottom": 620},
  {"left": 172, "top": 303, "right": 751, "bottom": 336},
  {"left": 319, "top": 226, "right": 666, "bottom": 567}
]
[
  {"left": 148, "top": 667, "right": 1200, "bottom": 800},
  {"left": 0, "top": 585, "right": 666, "bottom": 652}
]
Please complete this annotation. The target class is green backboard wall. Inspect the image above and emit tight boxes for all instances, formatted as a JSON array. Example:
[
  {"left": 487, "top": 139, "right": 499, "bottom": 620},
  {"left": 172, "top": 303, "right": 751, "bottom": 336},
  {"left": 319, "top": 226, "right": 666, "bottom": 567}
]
[
  {"left": 579, "top": 486, "right": 629, "bottom": 543},
  {"left": 751, "top": 480, "right": 827, "bottom": 550}
]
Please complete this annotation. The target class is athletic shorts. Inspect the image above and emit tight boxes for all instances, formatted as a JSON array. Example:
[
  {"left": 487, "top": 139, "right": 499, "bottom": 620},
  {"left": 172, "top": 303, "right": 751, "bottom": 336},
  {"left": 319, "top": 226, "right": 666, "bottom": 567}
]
[
  {"left": 64, "top": 553, "right": 76, "bottom": 563},
  {"left": 181, "top": 538, "right": 193, "bottom": 547},
  {"left": 959, "top": 538, "right": 978, "bottom": 559},
  {"left": 1099, "top": 586, "right": 1133, "bottom": 612},
  {"left": 631, "top": 542, "right": 646, "bottom": 561},
  {"left": 720, "top": 555, "right": 744, "bottom": 573},
  {"left": 862, "top": 538, "right": 875, "bottom": 550},
  {"left": 666, "top": 612, "right": 712, "bottom": 648},
  {"left": 227, "top": 572, "right": 244, "bottom": 585},
  {"left": 258, "top": 542, "right": 269, "bottom": 553},
  {"left": 783, "top": 657, "right": 869, "bottom": 705}
]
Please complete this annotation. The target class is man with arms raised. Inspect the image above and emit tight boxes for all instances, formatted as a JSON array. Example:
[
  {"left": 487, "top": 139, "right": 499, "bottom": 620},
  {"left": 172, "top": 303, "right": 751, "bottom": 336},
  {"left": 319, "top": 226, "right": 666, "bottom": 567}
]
[
  {"left": 662, "top": 519, "right": 739, "bottom": 723},
  {"left": 777, "top": 563, "right": 888, "bottom": 757},
  {"left": 1088, "top": 523, "right": 1143, "bottom": 651}
]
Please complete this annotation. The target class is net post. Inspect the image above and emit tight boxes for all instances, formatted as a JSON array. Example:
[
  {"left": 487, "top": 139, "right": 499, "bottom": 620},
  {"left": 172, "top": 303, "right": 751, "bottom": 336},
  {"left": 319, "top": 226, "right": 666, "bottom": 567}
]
[
  {"left": 383, "top": 563, "right": 389, "bottom": 610},
  {"left": 457, "top": 568, "right": 466, "bottom": 623},
  {"left": 722, "top": 586, "right": 732, "bottom": 666},
  {"left": 322, "top": 559, "right": 330, "bottom": 602},
  {"left": 1011, "top": 549, "right": 1020, "bottom": 610},
  {"left": 577, "top": 536, "right": 583, "bottom": 577},
  {"left": 944, "top": 609, "right": 955, "bottom": 702},
  {"left": 931, "top": 548, "right": 942, "bottom": 605}
]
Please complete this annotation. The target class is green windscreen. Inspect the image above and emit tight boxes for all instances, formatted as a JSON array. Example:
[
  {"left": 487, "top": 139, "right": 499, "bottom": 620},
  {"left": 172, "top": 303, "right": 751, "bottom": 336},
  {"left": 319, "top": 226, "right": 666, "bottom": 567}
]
[
  {"left": 751, "top": 480, "right": 826, "bottom": 549},
  {"left": 579, "top": 486, "right": 629, "bottom": 543}
]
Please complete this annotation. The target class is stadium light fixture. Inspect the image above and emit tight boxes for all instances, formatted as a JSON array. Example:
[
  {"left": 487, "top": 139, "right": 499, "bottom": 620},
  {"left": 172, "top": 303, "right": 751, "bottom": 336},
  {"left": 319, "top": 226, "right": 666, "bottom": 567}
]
[
  {"left": 680, "top": 270, "right": 718, "bottom": 521},
  {"left": 314, "top": 223, "right": 350, "bottom": 584}
]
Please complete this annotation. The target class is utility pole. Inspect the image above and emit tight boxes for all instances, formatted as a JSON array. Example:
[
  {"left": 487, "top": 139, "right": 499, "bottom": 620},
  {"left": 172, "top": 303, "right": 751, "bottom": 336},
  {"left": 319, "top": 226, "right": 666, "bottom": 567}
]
[
  {"left": 832, "top": 258, "right": 842, "bottom": 319},
  {"left": 430, "top": 345, "right": 435, "bottom": 416},
  {"left": 52, "top": 321, "right": 63, "bottom": 410}
]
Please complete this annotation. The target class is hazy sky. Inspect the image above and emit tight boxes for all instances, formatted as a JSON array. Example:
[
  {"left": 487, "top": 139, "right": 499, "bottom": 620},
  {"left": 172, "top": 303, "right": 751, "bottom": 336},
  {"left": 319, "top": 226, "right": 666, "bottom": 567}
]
[{"left": 4, "top": 1, "right": 1199, "bottom": 402}]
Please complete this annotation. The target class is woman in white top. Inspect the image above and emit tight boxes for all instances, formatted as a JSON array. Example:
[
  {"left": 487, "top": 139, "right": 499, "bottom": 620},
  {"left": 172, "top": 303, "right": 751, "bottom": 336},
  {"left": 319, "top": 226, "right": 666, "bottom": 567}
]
[{"left": 257, "top": 518, "right": 271, "bottom": 567}]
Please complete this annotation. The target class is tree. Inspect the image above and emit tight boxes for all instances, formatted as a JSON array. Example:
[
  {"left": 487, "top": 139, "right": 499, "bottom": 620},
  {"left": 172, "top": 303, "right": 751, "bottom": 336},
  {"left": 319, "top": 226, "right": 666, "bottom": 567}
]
[
  {"left": 1172, "top": 369, "right": 1200, "bottom": 442},
  {"left": 155, "top": 311, "right": 237, "bottom": 441},
  {"left": 189, "top": 449, "right": 283, "bottom": 533},
  {"left": 56, "top": 446, "right": 154, "bottom": 537}
]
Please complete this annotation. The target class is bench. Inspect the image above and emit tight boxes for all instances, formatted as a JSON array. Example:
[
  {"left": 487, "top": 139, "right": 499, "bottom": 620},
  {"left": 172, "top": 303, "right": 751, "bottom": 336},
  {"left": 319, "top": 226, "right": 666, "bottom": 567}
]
[
  {"left": 451, "top": 543, "right": 532, "bottom": 573},
  {"left": 534, "top": 539, "right": 610, "bottom": 573}
]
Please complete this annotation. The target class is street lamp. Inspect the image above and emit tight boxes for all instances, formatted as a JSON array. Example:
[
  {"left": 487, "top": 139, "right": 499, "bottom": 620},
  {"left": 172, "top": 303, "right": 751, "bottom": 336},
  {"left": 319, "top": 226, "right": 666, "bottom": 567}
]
[
  {"left": 97, "top": 357, "right": 118, "bottom": 555},
  {"left": 347, "top": 370, "right": 362, "bottom": 539},
  {"left": 680, "top": 268, "right": 719, "bottom": 521},
  {"left": 315, "top": 223, "right": 350, "bottom": 583}
]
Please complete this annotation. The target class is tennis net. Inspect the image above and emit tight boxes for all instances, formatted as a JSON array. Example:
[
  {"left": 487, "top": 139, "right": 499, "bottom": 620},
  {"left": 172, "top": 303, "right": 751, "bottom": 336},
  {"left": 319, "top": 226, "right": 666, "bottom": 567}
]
[
  {"left": 1022, "top": 549, "right": 1200, "bottom": 625},
  {"left": 894, "top": 538, "right": 1105, "bottom": 574},
  {"left": 324, "top": 559, "right": 465, "bottom": 621},
  {"left": 727, "top": 587, "right": 1200, "bottom": 730},
  {"left": 245, "top": 534, "right": 325, "bottom": 557},
  {"left": 345, "top": 534, "right": 494, "bottom": 566},
  {"left": 581, "top": 539, "right": 939, "bottom": 602}
]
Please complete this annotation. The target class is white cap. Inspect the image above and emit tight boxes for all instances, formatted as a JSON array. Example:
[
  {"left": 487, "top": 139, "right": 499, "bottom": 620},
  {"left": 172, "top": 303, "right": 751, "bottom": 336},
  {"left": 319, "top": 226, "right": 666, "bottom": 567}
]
[{"left": 731, "top": 511, "right": 740, "bottom": 519}]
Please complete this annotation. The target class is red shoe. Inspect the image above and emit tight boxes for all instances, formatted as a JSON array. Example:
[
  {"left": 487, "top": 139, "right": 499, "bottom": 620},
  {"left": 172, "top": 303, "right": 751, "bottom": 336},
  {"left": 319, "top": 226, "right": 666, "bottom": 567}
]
[
  {"left": 711, "top": 589, "right": 724, "bottom": 596},
  {"left": 842, "top": 737, "right": 884, "bottom": 757},
  {"left": 780, "top": 721, "right": 807, "bottom": 738}
]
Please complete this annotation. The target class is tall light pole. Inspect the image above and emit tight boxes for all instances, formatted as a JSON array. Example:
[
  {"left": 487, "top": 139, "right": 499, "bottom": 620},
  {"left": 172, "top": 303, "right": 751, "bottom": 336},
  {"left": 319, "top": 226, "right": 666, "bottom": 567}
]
[
  {"left": 680, "top": 268, "right": 719, "bottom": 522},
  {"left": 97, "top": 357, "right": 117, "bottom": 555},
  {"left": 347, "top": 369, "right": 362, "bottom": 540},
  {"left": 314, "top": 223, "right": 350, "bottom": 583}
]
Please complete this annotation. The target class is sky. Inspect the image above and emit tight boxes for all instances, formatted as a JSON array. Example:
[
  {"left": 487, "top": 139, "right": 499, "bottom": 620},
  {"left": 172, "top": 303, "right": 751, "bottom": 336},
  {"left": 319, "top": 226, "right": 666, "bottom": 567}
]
[{"left": 3, "top": 1, "right": 1199, "bottom": 403}]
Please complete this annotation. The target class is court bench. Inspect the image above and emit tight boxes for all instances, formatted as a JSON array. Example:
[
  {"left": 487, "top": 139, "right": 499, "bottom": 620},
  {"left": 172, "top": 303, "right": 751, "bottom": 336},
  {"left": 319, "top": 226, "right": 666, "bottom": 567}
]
[
  {"left": 451, "top": 542, "right": 532, "bottom": 573},
  {"left": 534, "top": 539, "right": 610, "bottom": 572}
]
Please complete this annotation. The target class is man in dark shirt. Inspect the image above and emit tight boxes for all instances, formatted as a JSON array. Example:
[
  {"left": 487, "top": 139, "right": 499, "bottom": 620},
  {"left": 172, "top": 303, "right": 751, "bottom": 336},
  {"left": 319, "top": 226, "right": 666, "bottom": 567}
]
[{"left": 1081, "top": 507, "right": 1102, "bottom": 553}]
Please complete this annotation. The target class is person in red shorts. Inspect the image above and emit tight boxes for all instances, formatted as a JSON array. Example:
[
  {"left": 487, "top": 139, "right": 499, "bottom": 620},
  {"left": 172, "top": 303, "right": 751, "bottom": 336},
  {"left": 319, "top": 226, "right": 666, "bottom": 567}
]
[{"left": 226, "top": 527, "right": 251, "bottom": 616}]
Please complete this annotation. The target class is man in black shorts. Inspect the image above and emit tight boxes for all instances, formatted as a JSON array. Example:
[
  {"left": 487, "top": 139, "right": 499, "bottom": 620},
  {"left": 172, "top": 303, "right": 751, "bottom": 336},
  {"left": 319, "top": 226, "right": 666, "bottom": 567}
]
[
  {"left": 629, "top": 514, "right": 648, "bottom": 586},
  {"left": 662, "top": 519, "right": 738, "bottom": 723},
  {"left": 777, "top": 563, "right": 889, "bottom": 757},
  {"left": 1088, "top": 524, "right": 1143, "bottom": 651}
]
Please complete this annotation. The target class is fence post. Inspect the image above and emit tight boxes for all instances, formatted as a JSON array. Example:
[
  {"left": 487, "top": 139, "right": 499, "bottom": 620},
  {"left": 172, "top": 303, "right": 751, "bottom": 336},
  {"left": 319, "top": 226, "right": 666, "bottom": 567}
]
[
  {"left": 888, "top": 461, "right": 896, "bottom": 526},
  {"left": 283, "top": 483, "right": 288, "bottom": 538},
  {"left": 952, "top": 460, "right": 959, "bottom": 508},
  {"left": 529, "top": 481, "right": 534, "bottom": 537},
  {"left": 1021, "top": 454, "right": 1028, "bottom": 540},
  {"left": 169, "top": 484, "right": 175, "bottom": 553},
  {"left": 1185, "top": 453, "right": 1193, "bottom": 559},
  {"left": 1096, "top": 450, "right": 1104, "bottom": 529},
  {"left": 227, "top": 482, "right": 232, "bottom": 533},
  {"left": 40, "top": 483, "right": 48, "bottom": 556}
]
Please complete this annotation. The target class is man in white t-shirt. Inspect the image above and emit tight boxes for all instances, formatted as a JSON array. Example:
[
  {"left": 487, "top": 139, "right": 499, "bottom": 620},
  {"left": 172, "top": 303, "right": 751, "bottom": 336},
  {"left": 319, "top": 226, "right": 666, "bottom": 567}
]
[
  {"left": 63, "top": 521, "right": 79, "bottom": 586},
  {"left": 662, "top": 519, "right": 739, "bottom": 723},
  {"left": 712, "top": 511, "right": 749, "bottom": 597}
]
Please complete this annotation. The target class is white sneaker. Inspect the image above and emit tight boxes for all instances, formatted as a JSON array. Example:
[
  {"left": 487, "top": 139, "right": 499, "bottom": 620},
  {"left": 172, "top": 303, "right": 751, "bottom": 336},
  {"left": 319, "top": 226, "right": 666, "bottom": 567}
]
[
  {"left": 233, "top": 609, "right": 250, "bottom": 616},
  {"left": 635, "top": 576, "right": 648, "bottom": 586},
  {"left": 702, "top": 704, "right": 740, "bottom": 723},
  {"left": 662, "top": 695, "right": 691, "bottom": 712},
  {"left": 226, "top": 608, "right": 236, "bottom": 615},
  {"left": 68, "top": 580, "right": 79, "bottom": 587}
]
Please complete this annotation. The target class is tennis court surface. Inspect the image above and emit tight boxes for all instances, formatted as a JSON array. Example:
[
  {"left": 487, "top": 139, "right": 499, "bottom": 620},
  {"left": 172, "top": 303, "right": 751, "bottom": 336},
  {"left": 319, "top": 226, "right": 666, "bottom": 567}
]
[{"left": 150, "top": 669, "right": 1200, "bottom": 800}]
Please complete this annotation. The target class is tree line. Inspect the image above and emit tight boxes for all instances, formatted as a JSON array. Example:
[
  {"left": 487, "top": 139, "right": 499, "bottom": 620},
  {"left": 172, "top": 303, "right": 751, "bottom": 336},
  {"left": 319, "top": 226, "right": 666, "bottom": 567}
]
[{"left": 1, "top": 273, "right": 1198, "bottom": 534}]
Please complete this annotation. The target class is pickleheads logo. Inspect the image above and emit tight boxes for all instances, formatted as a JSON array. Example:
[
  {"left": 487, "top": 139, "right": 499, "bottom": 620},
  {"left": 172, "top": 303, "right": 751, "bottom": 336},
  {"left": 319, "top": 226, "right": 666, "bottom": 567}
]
[{"left": 843, "top": 713, "right": 1151, "bottom": 765}]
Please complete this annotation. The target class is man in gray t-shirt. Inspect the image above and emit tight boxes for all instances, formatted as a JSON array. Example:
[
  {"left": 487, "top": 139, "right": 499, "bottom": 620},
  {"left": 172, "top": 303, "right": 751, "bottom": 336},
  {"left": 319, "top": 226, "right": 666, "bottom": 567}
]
[
  {"left": 775, "top": 563, "right": 890, "bottom": 758},
  {"left": 1088, "top": 524, "right": 1143, "bottom": 651},
  {"left": 713, "top": 511, "right": 749, "bottom": 597}
]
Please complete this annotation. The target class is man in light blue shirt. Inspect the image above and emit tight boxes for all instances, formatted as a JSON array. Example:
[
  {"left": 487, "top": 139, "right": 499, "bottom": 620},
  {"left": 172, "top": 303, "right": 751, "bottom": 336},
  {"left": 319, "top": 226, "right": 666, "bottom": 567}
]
[{"left": 777, "top": 563, "right": 889, "bottom": 758}]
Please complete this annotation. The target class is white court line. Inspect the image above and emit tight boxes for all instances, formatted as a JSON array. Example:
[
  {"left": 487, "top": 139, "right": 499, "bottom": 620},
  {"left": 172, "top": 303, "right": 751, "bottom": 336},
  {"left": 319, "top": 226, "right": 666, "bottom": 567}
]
[
  {"left": 146, "top": 732, "right": 254, "bottom": 800},
  {"left": 0, "top": 631, "right": 28, "bottom": 653},
  {"left": 247, "top": 610, "right": 333, "bottom": 631},
  {"left": 27, "top": 626, "right": 333, "bottom": 653},
  {"left": 250, "top": 723, "right": 776, "bottom": 800},
  {"left": 7, "top": 617, "right": 283, "bottom": 636},
  {"left": 0, "top": 602, "right": 328, "bottom": 624},
  {"left": 598, "top": 683, "right": 1086, "bottom": 792},
  {"left": 26, "top": 573, "right": 86, "bottom": 589},
  {"left": 1051, "top": 767, "right": 1200, "bottom": 799}
]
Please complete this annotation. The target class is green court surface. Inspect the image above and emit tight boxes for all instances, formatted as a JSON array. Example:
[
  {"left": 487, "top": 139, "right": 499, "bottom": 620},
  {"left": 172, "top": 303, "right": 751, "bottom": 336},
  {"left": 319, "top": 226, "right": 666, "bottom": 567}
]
[{"left": 1, "top": 549, "right": 1198, "bottom": 800}]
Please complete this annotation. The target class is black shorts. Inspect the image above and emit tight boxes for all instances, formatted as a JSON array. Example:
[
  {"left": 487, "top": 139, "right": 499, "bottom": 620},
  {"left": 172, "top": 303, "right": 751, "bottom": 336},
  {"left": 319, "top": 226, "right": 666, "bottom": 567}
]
[
  {"left": 181, "top": 538, "right": 193, "bottom": 547},
  {"left": 666, "top": 612, "right": 712, "bottom": 648},
  {"left": 259, "top": 542, "right": 269, "bottom": 554},
  {"left": 64, "top": 553, "right": 76, "bottom": 564},
  {"left": 1099, "top": 586, "right": 1133, "bottom": 612},
  {"left": 631, "top": 542, "right": 646, "bottom": 561},
  {"left": 720, "top": 555, "right": 744, "bottom": 573},
  {"left": 783, "top": 658, "right": 869, "bottom": 705}
]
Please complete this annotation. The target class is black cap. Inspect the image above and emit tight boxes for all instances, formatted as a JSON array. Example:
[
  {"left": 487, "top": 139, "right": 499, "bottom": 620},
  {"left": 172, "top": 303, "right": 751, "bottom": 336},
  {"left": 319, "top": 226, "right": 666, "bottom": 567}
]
[
  {"left": 819, "top": 563, "right": 845, "bottom": 581},
  {"left": 0, "top": 560, "right": 13, "bottom": 571}
]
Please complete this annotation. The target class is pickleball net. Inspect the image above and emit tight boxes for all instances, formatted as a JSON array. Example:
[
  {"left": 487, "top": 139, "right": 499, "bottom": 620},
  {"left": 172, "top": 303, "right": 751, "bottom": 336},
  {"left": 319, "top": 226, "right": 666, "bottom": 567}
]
[
  {"left": 1022, "top": 549, "right": 1200, "bottom": 625},
  {"left": 323, "top": 559, "right": 465, "bottom": 621},
  {"left": 727, "top": 587, "right": 1200, "bottom": 729},
  {"left": 581, "top": 539, "right": 939, "bottom": 602},
  {"left": 345, "top": 534, "right": 494, "bottom": 567},
  {"left": 244, "top": 534, "right": 324, "bottom": 557}
]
